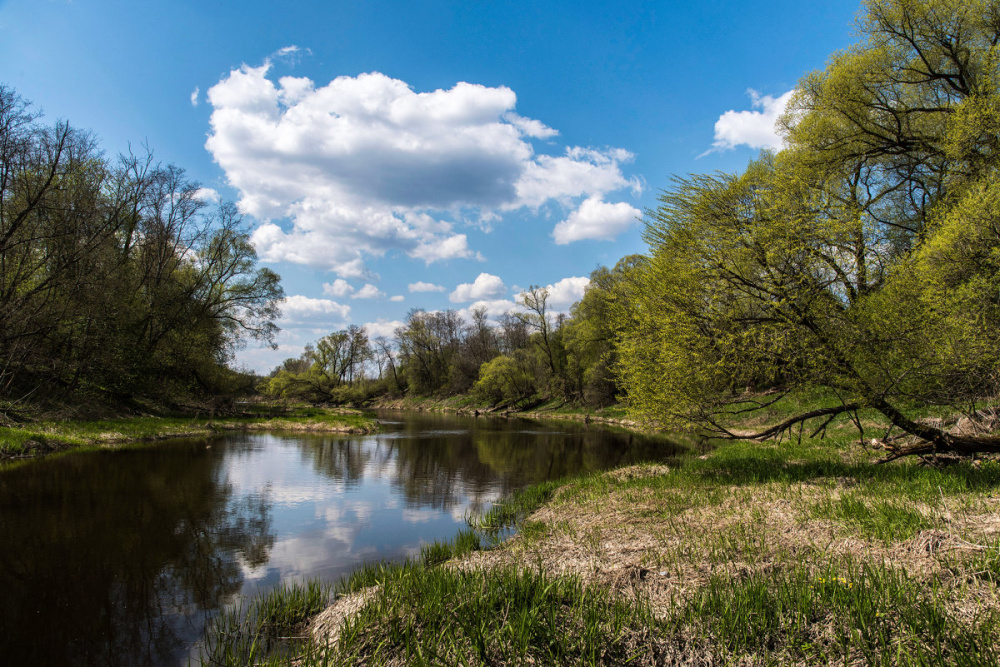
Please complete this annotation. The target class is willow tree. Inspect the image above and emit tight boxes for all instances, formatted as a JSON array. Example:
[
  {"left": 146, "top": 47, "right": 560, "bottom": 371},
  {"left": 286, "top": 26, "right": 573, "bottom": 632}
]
[{"left": 615, "top": 0, "right": 1000, "bottom": 456}]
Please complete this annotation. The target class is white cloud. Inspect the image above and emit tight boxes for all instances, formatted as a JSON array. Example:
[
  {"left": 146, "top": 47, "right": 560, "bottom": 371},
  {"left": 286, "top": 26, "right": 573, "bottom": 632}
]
[
  {"left": 450, "top": 273, "right": 507, "bottom": 303},
  {"left": 502, "top": 112, "right": 559, "bottom": 139},
  {"left": 408, "top": 281, "right": 446, "bottom": 293},
  {"left": 363, "top": 319, "right": 406, "bottom": 339},
  {"left": 552, "top": 196, "right": 640, "bottom": 244},
  {"left": 461, "top": 298, "right": 519, "bottom": 319},
  {"left": 278, "top": 295, "right": 351, "bottom": 323},
  {"left": 544, "top": 276, "right": 591, "bottom": 310},
  {"left": 706, "top": 89, "right": 793, "bottom": 154},
  {"left": 273, "top": 45, "right": 302, "bottom": 59},
  {"left": 193, "top": 187, "right": 220, "bottom": 203},
  {"left": 512, "top": 276, "right": 591, "bottom": 315},
  {"left": 409, "top": 233, "right": 474, "bottom": 264},
  {"left": 322, "top": 279, "right": 354, "bottom": 297},
  {"left": 389, "top": 295, "right": 405, "bottom": 302},
  {"left": 190, "top": 87, "right": 200, "bottom": 107},
  {"left": 514, "top": 147, "right": 641, "bottom": 209},
  {"left": 206, "top": 65, "right": 639, "bottom": 274},
  {"left": 352, "top": 284, "right": 386, "bottom": 299}
]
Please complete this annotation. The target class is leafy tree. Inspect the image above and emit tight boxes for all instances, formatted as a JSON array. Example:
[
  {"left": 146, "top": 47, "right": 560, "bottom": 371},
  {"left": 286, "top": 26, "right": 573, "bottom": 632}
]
[
  {"left": 614, "top": 0, "right": 1000, "bottom": 456},
  {"left": 473, "top": 351, "right": 540, "bottom": 406},
  {"left": 0, "top": 85, "right": 283, "bottom": 406},
  {"left": 563, "top": 257, "right": 643, "bottom": 406}
]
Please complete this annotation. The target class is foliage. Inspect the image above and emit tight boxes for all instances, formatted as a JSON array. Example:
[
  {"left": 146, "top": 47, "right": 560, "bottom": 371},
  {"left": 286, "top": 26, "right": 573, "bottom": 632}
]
[
  {"left": 0, "top": 85, "right": 283, "bottom": 407},
  {"left": 613, "top": 0, "right": 1000, "bottom": 454},
  {"left": 473, "top": 350, "right": 541, "bottom": 406}
]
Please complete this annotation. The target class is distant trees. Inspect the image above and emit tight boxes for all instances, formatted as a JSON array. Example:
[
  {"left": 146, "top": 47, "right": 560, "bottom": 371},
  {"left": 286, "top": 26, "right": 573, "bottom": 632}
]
[
  {"left": 265, "top": 271, "right": 630, "bottom": 410},
  {"left": 266, "top": 326, "right": 373, "bottom": 403},
  {"left": 612, "top": 0, "right": 1000, "bottom": 456},
  {"left": 0, "top": 85, "right": 283, "bottom": 406}
]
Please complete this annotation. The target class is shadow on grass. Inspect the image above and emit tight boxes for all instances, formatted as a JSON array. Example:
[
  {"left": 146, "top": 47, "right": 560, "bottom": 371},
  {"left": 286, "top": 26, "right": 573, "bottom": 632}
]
[{"left": 692, "top": 449, "right": 1000, "bottom": 493}]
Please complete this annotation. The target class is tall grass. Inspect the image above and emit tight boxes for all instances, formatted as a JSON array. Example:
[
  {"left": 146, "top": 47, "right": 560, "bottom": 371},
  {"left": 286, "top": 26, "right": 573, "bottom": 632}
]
[
  {"left": 198, "top": 402, "right": 1000, "bottom": 666},
  {"left": 676, "top": 559, "right": 1000, "bottom": 666},
  {"left": 199, "top": 581, "right": 333, "bottom": 666},
  {"left": 330, "top": 566, "right": 662, "bottom": 666}
]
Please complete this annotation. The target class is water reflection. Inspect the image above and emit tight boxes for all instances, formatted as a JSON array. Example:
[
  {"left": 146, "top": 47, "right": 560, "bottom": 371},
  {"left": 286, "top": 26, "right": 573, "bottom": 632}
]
[
  {"left": 0, "top": 441, "right": 274, "bottom": 666},
  {"left": 0, "top": 412, "right": 684, "bottom": 666}
]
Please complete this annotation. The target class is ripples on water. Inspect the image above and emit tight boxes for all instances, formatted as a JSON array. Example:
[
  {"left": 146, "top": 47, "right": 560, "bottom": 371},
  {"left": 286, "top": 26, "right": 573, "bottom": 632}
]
[{"left": 0, "top": 410, "right": 684, "bottom": 666}]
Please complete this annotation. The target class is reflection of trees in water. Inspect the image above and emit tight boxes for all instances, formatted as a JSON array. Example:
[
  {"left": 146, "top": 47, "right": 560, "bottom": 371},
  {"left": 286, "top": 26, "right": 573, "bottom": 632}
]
[
  {"left": 295, "top": 413, "right": 687, "bottom": 515},
  {"left": 297, "top": 435, "right": 374, "bottom": 483},
  {"left": 0, "top": 441, "right": 275, "bottom": 667},
  {"left": 472, "top": 425, "right": 685, "bottom": 485}
]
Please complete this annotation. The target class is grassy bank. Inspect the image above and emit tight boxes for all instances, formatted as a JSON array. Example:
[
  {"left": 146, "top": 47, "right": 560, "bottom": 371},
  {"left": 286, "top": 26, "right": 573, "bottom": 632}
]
[
  {"left": 0, "top": 406, "right": 378, "bottom": 461},
  {"left": 203, "top": 398, "right": 1000, "bottom": 665}
]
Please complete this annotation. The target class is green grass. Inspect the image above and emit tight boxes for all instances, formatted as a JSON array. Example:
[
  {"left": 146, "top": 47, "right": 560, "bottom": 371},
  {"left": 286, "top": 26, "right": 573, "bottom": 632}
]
[
  {"left": 676, "top": 559, "right": 1000, "bottom": 666},
  {"left": 331, "top": 566, "right": 661, "bottom": 666},
  {"left": 810, "top": 494, "right": 932, "bottom": 542},
  {"left": 197, "top": 394, "right": 1000, "bottom": 666},
  {"left": 199, "top": 581, "right": 334, "bottom": 666},
  {"left": 0, "top": 407, "right": 378, "bottom": 460}
]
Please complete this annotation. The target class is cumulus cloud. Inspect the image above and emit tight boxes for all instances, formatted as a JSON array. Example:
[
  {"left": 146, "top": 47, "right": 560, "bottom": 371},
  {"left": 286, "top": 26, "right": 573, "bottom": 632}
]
[
  {"left": 455, "top": 298, "right": 520, "bottom": 323},
  {"left": 544, "top": 276, "right": 591, "bottom": 310},
  {"left": 450, "top": 273, "right": 507, "bottom": 303},
  {"left": 206, "top": 64, "right": 640, "bottom": 274},
  {"left": 502, "top": 112, "right": 559, "bottom": 139},
  {"left": 408, "top": 281, "right": 446, "bottom": 293},
  {"left": 352, "top": 284, "right": 386, "bottom": 299},
  {"left": 193, "top": 187, "right": 220, "bottom": 203},
  {"left": 322, "top": 279, "right": 354, "bottom": 297},
  {"left": 363, "top": 319, "right": 405, "bottom": 339},
  {"left": 278, "top": 295, "right": 351, "bottom": 324},
  {"left": 389, "top": 295, "right": 405, "bottom": 302},
  {"left": 514, "top": 147, "right": 641, "bottom": 209},
  {"left": 552, "top": 196, "right": 640, "bottom": 244},
  {"left": 706, "top": 89, "right": 793, "bottom": 154}
]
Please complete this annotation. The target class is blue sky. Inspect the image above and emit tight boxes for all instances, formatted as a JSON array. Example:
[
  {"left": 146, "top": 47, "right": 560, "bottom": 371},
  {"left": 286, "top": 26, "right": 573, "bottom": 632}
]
[{"left": 0, "top": 0, "right": 860, "bottom": 372}]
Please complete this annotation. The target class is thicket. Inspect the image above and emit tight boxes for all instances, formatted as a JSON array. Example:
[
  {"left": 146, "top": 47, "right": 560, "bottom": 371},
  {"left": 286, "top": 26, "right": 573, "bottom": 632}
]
[{"left": 0, "top": 86, "right": 283, "bottom": 414}]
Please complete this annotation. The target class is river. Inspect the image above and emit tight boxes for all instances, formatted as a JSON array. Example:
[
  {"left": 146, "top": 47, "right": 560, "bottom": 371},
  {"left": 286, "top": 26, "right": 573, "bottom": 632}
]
[{"left": 0, "top": 410, "right": 684, "bottom": 666}]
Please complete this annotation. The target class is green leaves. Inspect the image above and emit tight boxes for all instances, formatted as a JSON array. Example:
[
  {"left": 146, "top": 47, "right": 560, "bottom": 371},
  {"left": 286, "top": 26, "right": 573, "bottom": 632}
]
[{"left": 612, "top": 1, "right": 1000, "bottom": 449}]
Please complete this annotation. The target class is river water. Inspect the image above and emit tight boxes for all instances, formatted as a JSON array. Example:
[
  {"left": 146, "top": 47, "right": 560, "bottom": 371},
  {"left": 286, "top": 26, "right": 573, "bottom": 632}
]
[{"left": 0, "top": 410, "right": 684, "bottom": 666}]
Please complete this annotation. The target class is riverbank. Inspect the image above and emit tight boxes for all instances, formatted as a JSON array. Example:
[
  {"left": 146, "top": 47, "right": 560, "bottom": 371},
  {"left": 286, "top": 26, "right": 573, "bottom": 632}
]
[
  {"left": 0, "top": 406, "right": 378, "bottom": 461},
  {"left": 372, "top": 394, "right": 642, "bottom": 429},
  {"left": 203, "top": 404, "right": 1000, "bottom": 665}
]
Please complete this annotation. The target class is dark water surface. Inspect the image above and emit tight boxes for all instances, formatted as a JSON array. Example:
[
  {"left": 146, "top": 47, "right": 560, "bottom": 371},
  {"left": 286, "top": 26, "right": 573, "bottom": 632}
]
[{"left": 0, "top": 410, "right": 684, "bottom": 666}]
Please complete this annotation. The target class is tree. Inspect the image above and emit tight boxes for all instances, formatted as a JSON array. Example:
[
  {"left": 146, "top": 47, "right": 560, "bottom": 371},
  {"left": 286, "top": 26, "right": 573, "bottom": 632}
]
[
  {"left": 515, "top": 286, "right": 557, "bottom": 376},
  {"left": 614, "top": 0, "right": 1000, "bottom": 456},
  {"left": 563, "top": 257, "right": 642, "bottom": 406},
  {"left": 473, "top": 351, "right": 540, "bottom": 407},
  {"left": 0, "top": 85, "right": 283, "bottom": 405}
]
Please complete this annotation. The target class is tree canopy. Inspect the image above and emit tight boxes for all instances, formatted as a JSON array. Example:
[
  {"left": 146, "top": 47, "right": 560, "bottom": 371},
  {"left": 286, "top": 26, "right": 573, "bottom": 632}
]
[
  {"left": 0, "top": 85, "right": 283, "bottom": 408},
  {"left": 613, "top": 0, "right": 1000, "bottom": 456}
]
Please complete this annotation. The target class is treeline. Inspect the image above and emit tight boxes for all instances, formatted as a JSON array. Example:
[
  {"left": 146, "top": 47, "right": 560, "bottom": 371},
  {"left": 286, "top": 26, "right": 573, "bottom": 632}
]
[
  {"left": 270, "top": 0, "right": 1000, "bottom": 457},
  {"left": 0, "top": 86, "right": 283, "bottom": 411},
  {"left": 265, "top": 259, "right": 637, "bottom": 409}
]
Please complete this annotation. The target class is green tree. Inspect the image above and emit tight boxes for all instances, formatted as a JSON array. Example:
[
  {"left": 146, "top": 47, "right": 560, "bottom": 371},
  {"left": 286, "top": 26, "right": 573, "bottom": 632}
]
[
  {"left": 615, "top": 0, "right": 1000, "bottom": 455},
  {"left": 562, "top": 257, "right": 643, "bottom": 406},
  {"left": 0, "top": 85, "right": 283, "bottom": 406}
]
